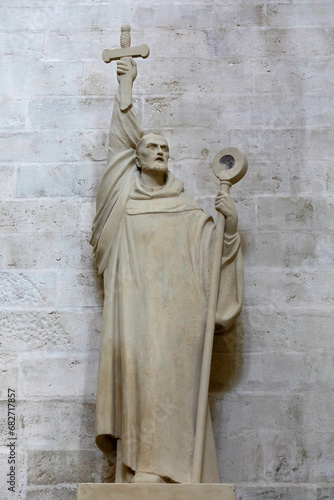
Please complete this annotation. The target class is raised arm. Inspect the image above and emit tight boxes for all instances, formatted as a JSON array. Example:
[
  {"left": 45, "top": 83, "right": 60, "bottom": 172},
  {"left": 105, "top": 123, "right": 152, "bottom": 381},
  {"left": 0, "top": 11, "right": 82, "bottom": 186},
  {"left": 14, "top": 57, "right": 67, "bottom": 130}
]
[
  {"left": 107, "top": 58, "right": 142, "bottom": 155},
  {"left": 90, "top": 58, "right": 143, "bottom": 274}
]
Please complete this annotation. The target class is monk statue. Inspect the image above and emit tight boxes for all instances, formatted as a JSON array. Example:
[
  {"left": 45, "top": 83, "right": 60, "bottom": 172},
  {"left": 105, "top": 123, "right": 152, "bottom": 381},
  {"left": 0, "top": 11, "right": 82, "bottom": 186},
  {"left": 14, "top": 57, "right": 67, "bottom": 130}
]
[{"left": 90, "top": 36, "right": 244, "bottom": 485}]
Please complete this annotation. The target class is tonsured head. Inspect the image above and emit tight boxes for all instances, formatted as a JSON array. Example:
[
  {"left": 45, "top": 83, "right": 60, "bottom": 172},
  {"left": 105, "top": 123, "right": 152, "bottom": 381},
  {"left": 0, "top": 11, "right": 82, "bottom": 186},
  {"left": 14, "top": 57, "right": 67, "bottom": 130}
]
[{"left": 136, "top": 133, "right": 170, "bottom": 173}]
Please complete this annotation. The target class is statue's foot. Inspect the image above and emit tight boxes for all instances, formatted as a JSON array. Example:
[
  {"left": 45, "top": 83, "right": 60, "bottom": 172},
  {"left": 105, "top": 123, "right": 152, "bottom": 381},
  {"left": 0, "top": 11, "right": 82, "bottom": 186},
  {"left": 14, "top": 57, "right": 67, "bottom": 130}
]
[{"left": 132, "top": 472, "right": 166, "bottom": 483}]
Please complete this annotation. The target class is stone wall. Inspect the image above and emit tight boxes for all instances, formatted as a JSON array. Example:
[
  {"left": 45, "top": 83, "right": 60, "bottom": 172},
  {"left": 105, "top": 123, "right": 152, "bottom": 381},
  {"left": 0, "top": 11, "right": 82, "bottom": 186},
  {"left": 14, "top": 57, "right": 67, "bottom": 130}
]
[{"left": 0, "top": 1, "right": 333, "bottom": 499}]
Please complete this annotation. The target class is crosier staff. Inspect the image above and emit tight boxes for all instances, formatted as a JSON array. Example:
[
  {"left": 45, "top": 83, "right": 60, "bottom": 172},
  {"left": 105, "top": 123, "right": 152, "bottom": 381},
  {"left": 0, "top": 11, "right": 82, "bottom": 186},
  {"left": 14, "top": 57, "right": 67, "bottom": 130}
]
[{"left": 192, "top": 148, "right": 248, "bottom": 483}]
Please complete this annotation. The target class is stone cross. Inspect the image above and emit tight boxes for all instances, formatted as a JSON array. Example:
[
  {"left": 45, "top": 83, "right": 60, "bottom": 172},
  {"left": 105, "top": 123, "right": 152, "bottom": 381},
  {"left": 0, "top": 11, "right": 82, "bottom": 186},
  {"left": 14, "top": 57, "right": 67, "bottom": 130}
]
[{"left": 102, "top": 24, "right": 150, "bottom": 111}]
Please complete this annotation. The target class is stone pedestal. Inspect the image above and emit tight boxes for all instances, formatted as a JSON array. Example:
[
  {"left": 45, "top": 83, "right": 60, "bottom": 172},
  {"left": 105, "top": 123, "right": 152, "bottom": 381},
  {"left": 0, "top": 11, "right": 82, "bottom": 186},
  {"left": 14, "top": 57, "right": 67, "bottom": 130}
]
[{"left": 77, "top": 483, "right": 236, "bottom": 500}]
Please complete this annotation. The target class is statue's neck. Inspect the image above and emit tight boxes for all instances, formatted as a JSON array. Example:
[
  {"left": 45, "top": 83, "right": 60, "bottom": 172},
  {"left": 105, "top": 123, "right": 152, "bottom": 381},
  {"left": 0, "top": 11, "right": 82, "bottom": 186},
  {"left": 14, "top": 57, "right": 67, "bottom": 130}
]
[{"left": 140, "top": 170, "right": 166, "bottom": 190}]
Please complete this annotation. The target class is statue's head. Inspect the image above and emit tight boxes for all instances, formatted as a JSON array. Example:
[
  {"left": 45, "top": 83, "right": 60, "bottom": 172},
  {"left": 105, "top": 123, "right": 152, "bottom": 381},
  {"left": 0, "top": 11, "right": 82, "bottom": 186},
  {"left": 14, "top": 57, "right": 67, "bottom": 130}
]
[{"left": 136, "top": 133, "right": 169, "bottom": 173}]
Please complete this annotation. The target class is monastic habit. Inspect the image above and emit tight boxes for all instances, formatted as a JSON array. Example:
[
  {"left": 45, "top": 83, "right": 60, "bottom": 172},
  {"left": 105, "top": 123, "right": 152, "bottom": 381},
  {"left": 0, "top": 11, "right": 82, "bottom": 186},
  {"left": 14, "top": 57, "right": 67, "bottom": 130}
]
[{"left": 90, "top": 61, "right": 243, "bottom": 484}]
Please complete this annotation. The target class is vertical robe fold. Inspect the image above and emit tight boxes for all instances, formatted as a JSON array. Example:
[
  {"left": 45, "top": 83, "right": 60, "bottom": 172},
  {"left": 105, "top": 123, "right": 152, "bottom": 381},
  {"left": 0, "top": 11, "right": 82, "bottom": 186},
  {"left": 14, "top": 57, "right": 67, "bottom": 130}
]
[{"left": 91, "top": 95, "right": 243, "bottom": 483}]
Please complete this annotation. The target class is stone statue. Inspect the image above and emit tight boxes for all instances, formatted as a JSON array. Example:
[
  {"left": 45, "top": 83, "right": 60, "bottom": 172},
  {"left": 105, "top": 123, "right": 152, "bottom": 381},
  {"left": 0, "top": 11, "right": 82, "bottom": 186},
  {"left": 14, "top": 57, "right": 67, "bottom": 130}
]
[{"left": 90, "top": 26, "right": 244, "bottom": 485}]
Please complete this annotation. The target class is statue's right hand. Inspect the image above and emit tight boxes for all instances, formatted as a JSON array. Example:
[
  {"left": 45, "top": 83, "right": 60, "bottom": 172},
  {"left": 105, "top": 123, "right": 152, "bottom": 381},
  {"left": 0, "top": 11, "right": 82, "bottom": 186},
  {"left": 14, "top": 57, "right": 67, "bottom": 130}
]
[{"left": 117, "top": 58, "right": 137, "bottom": 84}]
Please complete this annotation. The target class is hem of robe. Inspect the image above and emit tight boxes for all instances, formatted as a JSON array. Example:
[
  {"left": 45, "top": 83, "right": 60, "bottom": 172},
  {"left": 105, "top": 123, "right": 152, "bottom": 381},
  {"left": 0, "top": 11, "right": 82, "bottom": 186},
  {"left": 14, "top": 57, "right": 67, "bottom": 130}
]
[{"left": 95, "top": 404, "right": 220, "bottom": 484}]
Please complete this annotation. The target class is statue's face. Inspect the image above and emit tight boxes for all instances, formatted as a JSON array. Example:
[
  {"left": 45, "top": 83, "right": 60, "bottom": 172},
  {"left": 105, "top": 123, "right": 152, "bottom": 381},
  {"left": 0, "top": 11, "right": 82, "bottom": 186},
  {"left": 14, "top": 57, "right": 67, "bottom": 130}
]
[{"left": 137, "top": 133, "right": 169, "bottom": 173}]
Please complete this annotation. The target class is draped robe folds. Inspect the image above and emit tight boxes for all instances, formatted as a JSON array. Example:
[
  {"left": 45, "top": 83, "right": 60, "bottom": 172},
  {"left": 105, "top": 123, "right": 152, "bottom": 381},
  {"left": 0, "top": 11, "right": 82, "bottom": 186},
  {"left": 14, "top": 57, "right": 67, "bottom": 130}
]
[{"left": 91, "top": 95, "right": 243, "bottom": 484}]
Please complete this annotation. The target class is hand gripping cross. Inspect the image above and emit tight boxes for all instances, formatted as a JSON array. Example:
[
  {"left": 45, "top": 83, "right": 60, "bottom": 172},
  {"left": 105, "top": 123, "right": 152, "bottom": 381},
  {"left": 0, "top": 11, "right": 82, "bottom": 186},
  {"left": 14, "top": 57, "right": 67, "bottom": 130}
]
[{"left": 102, "top": 24, "right": 150, "bottom": 111}]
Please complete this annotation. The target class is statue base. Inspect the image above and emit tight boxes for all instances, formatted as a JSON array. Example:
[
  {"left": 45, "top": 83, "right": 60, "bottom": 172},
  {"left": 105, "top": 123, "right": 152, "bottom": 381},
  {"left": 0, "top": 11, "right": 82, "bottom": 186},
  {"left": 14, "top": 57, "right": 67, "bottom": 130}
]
[{"left": 77, "top": 483, "right": 236, "bottom": 499}]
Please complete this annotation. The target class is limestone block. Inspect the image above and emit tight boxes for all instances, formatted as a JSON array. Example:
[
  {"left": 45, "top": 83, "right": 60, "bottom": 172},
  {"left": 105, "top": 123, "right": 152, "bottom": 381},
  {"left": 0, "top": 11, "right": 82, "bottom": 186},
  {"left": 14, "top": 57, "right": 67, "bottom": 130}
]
[
  {"left": 303, "top": 393, "right": 334, "bottom": 431},
  {"left": 0, "top": 31, "right": 44, "bottom": 62},
  {"left": 0, "top": 354, "right": 18, "bottom": 399},
  {"left": 230, "top": 308, "right": 334, "bottom": 354},
  {"left": 246, "top": 27, "right": 333, "bottom": 59},
  {"left": 0, "top": 4, "right": 128, "bottom": 31},
  {"left": 0, "top": 130, "right": 107, "bottom": 162},
  {"left": 143, "top": 94, "right": 221, "bottom": 130},
  {"left": 251, "top": 57, "right": 334, "bottom": 95},
  {"left": 203, "top": 94, "right": 334, "bottom": 130},
  {"left": 266, "top": 3, "right": 334, "bottom": 28},
  {"left": 326, "top": 164, "right": 334, "bottom": 192},
  {"left": 233, "top": 159, "right": 326, "bottom": 197},
  {"left": 16, "top": 163, "right": 105, "bottom": 198},
  {"left": 0, "top": 166, "right": 15, "bottom": 199},
  {"left": 20, "top": 354, "right": 98, "bottom": 398},
  {"left": 316, "top": 487, "right": 334, "bottom": 500},
  {"left": 26, "top": 487, "right": 77, "bottom": 500},
  {"left": 260, "top": 430, "right": 334, "bottom": 482},
  {"left": 5, "top": 232, "right": 94, "bottom": 269},
  {"left": 0, "top": 200, "right": 81, "bottom": 232},
  {"left": 231, "top": 128, "right": 333, "bottom": 163},
  {"left": 244, "top": 268, "right": 334, "bottom": 307},
  {"left": 77, "top": 483, "right": 236, "bottom": 500},
  {"left": 84, "top": 58, "right": 254, "bottom": 96},
  {"left": 57, "top": 270, "right": 103, "bottom": 307},
  {"left": 222, "top": 352, "right": 334, "bottom": 393},
  {"left": 214, "top": 432, "right": 263, "bottom": 482},
  {"left": 211, "top": 394, "right": 303, "bottom": 435},
  {"left": 132, "top": 4, "right": 263, "bottom": 29},
  {"left": 0, "top": 99, "right": 28, "bottom": 130},
  {"left": 80, "top": 201, "right": 96, "bottom": 233},
  {"left": 201, "top": 25, "right": 332, "bottom": 61},
  {"left": 237, "top": 484, "right": 316, "bottom": 500},
  {"left": 257, "top": 196, "right": 331, "bottom": 232},
  {"left": 45, "top": 29, "right": 209, "bottom": 62},
  {"left": 242, "top": 231, "right": 318, "bottom": 268},
  {"left": 20, "top": 401, "right": 95, "bottom": 448},
  {"left": 0, "top": 271, "right": 56, "bottom": 307},
  {"left": 28, "top": 97, "right": 113, "bottom": 130},
  {"left": 0, "top": 310, "right": 101, "bottom": 352},
  {"left": 27, "top": 450, "right": 98, "bottom": 486},
  {"left": 0, "top": 62, "right": 83, "bottom": 97}
]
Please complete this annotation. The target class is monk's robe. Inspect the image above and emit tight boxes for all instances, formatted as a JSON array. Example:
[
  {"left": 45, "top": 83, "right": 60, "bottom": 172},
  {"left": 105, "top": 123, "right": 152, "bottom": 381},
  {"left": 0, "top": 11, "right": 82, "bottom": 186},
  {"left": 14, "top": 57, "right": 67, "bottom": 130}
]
[{"left": 90, "top": 95, "right": 243, "bottom": 484}]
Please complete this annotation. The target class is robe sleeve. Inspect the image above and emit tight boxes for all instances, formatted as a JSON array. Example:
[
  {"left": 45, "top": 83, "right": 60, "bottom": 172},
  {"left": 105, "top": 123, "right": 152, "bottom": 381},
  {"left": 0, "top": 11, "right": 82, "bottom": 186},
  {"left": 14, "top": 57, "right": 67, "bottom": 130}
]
[
  {"left": 90, "top": 93, "right": 143, "bottom": 274},
  {"left": 200, "top": 220, "right": 243, "bottom": 331},
  {"left": 215, "top": 230, "right": 243, "bottom": 330}
]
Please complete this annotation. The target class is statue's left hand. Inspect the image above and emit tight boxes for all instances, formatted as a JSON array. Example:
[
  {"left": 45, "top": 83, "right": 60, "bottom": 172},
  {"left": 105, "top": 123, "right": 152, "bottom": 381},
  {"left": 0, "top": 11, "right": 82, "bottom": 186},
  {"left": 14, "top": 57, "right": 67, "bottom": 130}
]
[{"left": 215, "top": 191, "right": 238, "bottom": 236}]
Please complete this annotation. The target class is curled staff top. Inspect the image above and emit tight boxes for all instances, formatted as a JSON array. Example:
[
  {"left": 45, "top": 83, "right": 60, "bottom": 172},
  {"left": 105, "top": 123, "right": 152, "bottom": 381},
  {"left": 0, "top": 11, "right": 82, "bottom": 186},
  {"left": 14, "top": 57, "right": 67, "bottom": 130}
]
[{"left": 212, "top": 147, "right": 248, "bottom": 185}]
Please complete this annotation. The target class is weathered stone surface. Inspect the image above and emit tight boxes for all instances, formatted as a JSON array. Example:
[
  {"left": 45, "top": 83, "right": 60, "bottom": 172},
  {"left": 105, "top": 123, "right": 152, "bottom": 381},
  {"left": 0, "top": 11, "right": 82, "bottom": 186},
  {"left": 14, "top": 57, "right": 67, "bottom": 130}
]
[
  {"left": 0, "top": 62, "right": 83, "bottom": 97},
  {"left": 217, "top": 308, "right": 334, "bottom": 354},
  {"left": 0, "top": 356, "right": 18, "bottom": 403},
  {"left": 20, "top": 401, "right": 95, "bottom": 448},
  {"left": 5, "top": 232, "right": 94, "bottom": 269},
  {"left": 0, "top": 200, "right": 81, "bottom": 232},
  {"left": 26, "top": 487, "right": 77, "bottom": 500},
  {"left": 236, "top": 485, "right": 316, "bottom": 500},
  {"left": 243, "top": 269, "right": 334, "bottom": 307},
  {"left": 210, "top": 394, "right": 304, "bottom": 434},
  {"left": 261, "top": 431, "right": 334, "bottom": 482},
  {"left": 0, "top": 271, "right": 56, "bottom": 307},
  {"left": 21, "top": 354, "right": 99, "bottom": 398},
  {"left": 27, "top": 450, "right": 99, "bottom": 485},
  {"left": 57, "top": 270, "right": 103, "bottom": 307},
  {"left": 211, "top": 352, "right": 334, "bottom": 393},
  {"left": 16, "top": 163, "right": 105, "bottom": 198},
  {"left": 0, "top": 130, "right": 107, "bottom": 162},
  {"left": 0, "top": 310, "right": 101, "bottom": 352},
  {"left": 0, "top": 166, "right": 15, "bottom": 200},
  {"left": 215, "top": 432, "right": 264, "bottom": 482}
]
